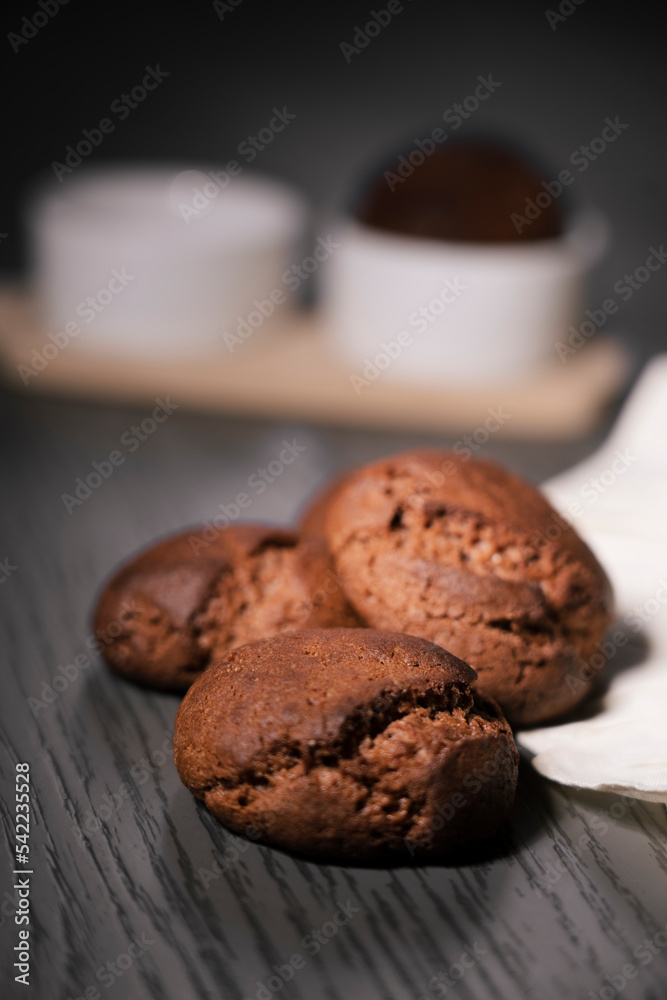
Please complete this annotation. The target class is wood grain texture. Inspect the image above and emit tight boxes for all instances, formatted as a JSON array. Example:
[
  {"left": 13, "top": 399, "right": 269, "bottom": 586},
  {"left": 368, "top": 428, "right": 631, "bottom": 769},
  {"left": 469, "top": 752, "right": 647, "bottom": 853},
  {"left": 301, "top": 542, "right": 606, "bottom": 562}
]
[
  {"left": 0, "top": 292, "right": 631, "bottom": 439},
  {"left": 1, "top": 389, "right": 666, "bottom": 1000}
]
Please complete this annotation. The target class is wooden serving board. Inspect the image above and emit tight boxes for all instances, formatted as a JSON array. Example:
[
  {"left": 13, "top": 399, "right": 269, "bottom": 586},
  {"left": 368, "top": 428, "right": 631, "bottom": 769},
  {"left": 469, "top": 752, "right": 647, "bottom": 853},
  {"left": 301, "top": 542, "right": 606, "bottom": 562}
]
[{"left": 0, "top": 289, "right": 631, "bottom": 438}]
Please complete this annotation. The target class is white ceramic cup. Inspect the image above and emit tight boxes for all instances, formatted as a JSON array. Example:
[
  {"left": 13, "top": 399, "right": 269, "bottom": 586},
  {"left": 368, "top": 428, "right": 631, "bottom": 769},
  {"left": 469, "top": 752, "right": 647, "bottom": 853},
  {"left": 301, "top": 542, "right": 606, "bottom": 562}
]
[
  {"left": 322, "top": 211, "right": 608, "bottom": 384},
  {"left": 27, "top": 167, "right": 308, "bottom": 359}
]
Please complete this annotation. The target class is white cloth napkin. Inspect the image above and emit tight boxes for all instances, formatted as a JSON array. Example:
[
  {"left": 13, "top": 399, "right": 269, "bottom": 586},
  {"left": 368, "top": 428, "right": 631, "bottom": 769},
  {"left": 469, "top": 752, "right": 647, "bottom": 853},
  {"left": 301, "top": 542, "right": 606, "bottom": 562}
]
[{"left": 517, "top": 355, "right": 667, "bottom": 804}]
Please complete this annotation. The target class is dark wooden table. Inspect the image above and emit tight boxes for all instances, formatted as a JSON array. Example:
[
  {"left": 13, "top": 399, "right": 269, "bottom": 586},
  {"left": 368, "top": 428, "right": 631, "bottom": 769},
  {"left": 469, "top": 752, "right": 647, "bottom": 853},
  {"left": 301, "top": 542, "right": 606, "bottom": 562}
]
[{"left": 2, "top": 388, "right": 666, "bottom": 1000}]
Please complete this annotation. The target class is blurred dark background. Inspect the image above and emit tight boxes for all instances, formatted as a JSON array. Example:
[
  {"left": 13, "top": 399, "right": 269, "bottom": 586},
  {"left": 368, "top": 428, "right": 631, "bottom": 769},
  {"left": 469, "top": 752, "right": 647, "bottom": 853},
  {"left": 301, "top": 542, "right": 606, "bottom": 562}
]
[{"left": 1, "top": 0, "right": 665, "bottom": 363}]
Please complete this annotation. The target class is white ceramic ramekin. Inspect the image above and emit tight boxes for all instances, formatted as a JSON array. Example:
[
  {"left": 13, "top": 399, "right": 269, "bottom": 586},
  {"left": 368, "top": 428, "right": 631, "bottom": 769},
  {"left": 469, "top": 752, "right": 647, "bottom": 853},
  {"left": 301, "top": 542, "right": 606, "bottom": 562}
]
[
  {"left": 27, "top": 167, "right": 308, "bottom": 359},
  {"left": 322, "top": 211, "right": 608, "bottom": 384}
]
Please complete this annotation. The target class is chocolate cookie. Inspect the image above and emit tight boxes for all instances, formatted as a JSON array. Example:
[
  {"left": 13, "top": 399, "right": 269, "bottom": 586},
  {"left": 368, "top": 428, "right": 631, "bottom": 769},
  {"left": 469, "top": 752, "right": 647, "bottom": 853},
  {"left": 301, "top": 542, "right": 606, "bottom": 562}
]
[
  {"left": 323, "top": 450, "right": 613, "bottom": 727},
  {"left": 356, "top": 139, "right": 564, "bottom": 243},
  {"left": 174, "top": 628, "right": 518, "bottom": 860},
  {"left": 298, "top": 471, "right": 353, "bottom": 539},
  {"left": 93, "top": 524, "right": 359, "bottom": 692},
  {"left": 297, "top": 473, "right": 366, "bottom": 631}
]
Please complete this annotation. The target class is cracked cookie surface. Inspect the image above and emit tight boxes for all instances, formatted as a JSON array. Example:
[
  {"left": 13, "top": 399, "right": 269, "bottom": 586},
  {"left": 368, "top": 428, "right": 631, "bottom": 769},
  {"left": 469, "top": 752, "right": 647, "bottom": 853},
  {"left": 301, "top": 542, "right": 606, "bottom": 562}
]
[
  {"left": 323, "top": 450, "right": 614, "bottom": 727},
  {"left": 93, "top": 524, "right": 359, "bottom": 692},
  {"left": 174, "top": 628, "right": 519, "bottom": 860}
]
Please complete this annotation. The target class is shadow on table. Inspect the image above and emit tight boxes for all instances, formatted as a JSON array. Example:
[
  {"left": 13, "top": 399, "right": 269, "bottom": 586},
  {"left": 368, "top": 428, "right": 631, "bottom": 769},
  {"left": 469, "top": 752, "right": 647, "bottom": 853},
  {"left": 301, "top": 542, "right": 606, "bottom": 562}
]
[{"left": 519, "top": 624, "right": 650, "bottom": 732}]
